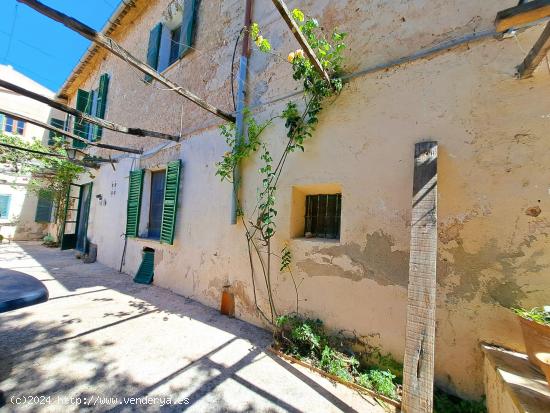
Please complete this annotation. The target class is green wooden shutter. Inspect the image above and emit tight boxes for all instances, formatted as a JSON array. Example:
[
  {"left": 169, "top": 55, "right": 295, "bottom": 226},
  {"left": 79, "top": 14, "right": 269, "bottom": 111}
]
[
  {"left": 126, "top": 169, "right": 144, "bottom": 238},
  {"left": 160, "top": 160, "right": 182, "bottom": 245},
  {"left": 179, "top": 0, "right": 198, "bottom": 58},
  {"left": 35, "top": 190, "right": 54, "bottom": 222},
  {"left": 48, "top": 118, "right": 65, "bottom": 146},
  {"left": 73, "top": 89, "right": 91, "bottom": 148},
  {"left": 145, "top": 23, "right": 163, "bottom": 83},
  {"left": 134, "top": 250, "right": 155, "bottom": 284},
  {"left": 93, "top": 73, "right": 110, "bottom": 141}
]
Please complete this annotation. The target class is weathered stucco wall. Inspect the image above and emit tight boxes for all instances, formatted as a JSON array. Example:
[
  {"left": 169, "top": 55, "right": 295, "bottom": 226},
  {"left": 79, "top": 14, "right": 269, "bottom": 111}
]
[{"left": 66, "top": 0, "right": 550, "bottom": 399}]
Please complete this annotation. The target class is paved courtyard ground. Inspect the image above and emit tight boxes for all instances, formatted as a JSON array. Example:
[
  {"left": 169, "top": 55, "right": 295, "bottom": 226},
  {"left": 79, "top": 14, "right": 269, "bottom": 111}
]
[{"left": 0, "top": 242, "right": 393, "bottom": 413}]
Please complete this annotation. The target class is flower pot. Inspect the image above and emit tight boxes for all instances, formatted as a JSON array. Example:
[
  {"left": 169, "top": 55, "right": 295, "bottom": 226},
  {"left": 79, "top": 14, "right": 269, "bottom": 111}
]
[
  {"left": 517, "top": 315, "right": 550, "bottom": 370},
  {"left": 534, "top": 353, "right": 550, "bottom": 389}
]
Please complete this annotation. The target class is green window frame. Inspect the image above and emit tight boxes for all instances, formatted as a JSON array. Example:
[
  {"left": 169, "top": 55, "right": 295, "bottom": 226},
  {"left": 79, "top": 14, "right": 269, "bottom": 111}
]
[
  {"left": 48, "top": 118, "right": 65, "bottom": 146},
  {"left": 73, "top": 89, "right": 91, "bottom": 148},
  {"left": 126, "top": 169, "right": 145, "bottom": 238},
  {"left": 72, "top": 73, "right": 110, "bottom": 145},
  {"left": 145, "top": 23, "right": 163, "bottom": 83},
  {"left": 92, "top": 73, "right": 110, "bottom": 141},
  {"left": 145, "top": 0, "right": 197, "bottom": 81},
  {"left": 178, "top": 0, "right": 198, "bottom": 58},
  {"left": 126, "top": 161, "right": 182, "bottom": 244},
  {"left": 160, "top": 160, "right": 182, "bottom": 245}
]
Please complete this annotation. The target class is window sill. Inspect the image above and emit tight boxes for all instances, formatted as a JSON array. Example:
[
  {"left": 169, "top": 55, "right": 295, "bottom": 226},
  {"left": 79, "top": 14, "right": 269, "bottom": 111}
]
[
  {"left": 291, "top": 237, "right": 340, "bottom": 246},
  {"left": 132, "top": 237, "right": 162, "bottom": 245},
  {"left": 160, "top": 58, "right": 182, "bottom": 76}
]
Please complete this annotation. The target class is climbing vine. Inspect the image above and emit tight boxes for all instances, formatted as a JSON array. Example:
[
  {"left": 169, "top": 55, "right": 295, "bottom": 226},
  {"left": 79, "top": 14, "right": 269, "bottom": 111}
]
[{"left": 216, "top": 9, "right": 347, "bottom": 325}]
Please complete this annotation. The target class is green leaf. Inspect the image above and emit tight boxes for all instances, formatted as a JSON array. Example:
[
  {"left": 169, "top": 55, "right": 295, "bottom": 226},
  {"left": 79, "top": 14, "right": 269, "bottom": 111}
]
[{"left": 292, "top": 8, "right": 305, "bottom": 22}]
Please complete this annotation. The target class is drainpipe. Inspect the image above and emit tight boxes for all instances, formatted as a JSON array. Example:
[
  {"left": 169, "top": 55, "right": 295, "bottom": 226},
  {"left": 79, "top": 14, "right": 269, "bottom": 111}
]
[{"left": 231, "top": 0, "right": 253, "bottom": 224}]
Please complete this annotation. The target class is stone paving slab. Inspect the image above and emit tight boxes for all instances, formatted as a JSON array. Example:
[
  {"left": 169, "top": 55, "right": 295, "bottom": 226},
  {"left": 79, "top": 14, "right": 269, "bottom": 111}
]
[{"left": 0, "top": 242, "right": 392, "bottom": 413}]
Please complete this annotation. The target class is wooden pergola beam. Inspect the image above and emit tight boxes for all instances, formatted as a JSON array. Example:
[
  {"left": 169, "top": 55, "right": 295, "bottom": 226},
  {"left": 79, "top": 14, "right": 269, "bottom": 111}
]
[
  {"left": 270, "top": 0, "right": 332, "bottom": 86},
  {"left": 0, "top": 141, "right": 115, "bottom": 168},
  {"left": 495, "top": 0, "right": 550, "bottom": 33},
  {"left": 0, "top": 108, "right": 143, "bottom": 155},
  {"left": 18, "top": 0, "right": 236, "bottom": 123},
  {"left": 0, "top": 79, "right": 180, "bottom": 142},
  {"left": 517, "top": 22, "right": 550, "bottom": 78}
]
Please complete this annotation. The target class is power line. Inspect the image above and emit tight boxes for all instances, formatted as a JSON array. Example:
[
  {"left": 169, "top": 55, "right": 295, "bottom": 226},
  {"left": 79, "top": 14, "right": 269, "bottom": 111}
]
[
  {"left": 4, "top": 59, "right": 58, "bottom": 86},
  {"left": 3, "top": 4, "right": 19, "bottom": 64}
]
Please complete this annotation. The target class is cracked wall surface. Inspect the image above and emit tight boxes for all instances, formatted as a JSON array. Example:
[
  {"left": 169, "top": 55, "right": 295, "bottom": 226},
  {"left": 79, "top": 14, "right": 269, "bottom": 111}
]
[{"left": 60, "top": 0, "right": 550, "bottom": 399}]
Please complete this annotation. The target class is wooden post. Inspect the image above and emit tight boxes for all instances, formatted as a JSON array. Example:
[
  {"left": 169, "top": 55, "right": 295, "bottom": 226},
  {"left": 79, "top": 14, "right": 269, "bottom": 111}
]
[
  {"left": 517, "top": 22, "right": 550, "bottom": 78},
  {"left": 0, "top": 79, "right": 180, "bottom": 141},
  {"left": 270, "top": 0, "right": 332, "bottom": 86},
  {"left": 0, "top": 108, "right": 143, "bottom": 155},
  {"left": 495, "top": 0, "right": 550, "bottom": 33},
  {"left": 402, "top": 141, "right": 438, "bottom": 413},
  {"left": 18, "top": 0, "right": 236, "bottom": 123},
  {"left": 231, "top": 0, "right": 253, "bottom": 225}
]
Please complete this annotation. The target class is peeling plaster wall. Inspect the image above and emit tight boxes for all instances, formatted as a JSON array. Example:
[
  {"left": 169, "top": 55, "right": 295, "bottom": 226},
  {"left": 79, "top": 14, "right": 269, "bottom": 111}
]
[{"left": 66, "top": 0, "right": 550, "bottom": 399}]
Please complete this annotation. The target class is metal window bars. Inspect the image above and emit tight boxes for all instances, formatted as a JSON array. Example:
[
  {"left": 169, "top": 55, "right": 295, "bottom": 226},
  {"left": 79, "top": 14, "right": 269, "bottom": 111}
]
[{"left": 304, "top": 194, "right": 341, "bottom": 239}]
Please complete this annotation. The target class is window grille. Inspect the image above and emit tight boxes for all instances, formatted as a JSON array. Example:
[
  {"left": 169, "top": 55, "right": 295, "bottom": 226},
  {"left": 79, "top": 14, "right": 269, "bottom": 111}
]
[{"left": 304, "top": 194, "right": 341, "bottom": 239}]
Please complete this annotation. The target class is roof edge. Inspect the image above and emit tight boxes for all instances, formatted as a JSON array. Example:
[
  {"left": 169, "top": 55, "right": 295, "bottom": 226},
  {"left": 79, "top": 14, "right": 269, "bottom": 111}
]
[{"left": 57, "top": 0, "right": 141, "bottom": 100}]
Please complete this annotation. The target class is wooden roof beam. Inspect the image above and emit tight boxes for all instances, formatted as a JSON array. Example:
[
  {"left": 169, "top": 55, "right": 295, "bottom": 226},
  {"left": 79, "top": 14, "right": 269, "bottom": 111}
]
[
  {"left": 270, "top": 0, "right": 332, "bottom": 86},
  {"left": 0, "top": 79, "right": 180, "bottom": 142},
  {"left": 518, "top": 22, "right": 550, "bottom": 78},
  {"left": 18, "top": 0, "right": 236, "bottom": 123},
  {"left": 0, "top": 108, "right": 143, "bottom": 155},
  {"left": 495, "top": 0, "right": 550, "bottom": 33}
]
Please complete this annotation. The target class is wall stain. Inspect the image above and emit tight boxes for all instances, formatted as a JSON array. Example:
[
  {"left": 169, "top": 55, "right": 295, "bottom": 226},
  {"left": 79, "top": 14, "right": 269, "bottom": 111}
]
[
  {"left": 439, "top": 235, "right": 548, "bottom": 307},
  {"left": 297, "top": 230, "right": 409, "bottom": 287}
]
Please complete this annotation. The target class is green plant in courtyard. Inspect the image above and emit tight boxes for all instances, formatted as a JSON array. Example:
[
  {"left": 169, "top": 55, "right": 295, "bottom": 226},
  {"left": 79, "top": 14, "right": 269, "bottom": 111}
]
[
  {"left": 357, "top": 369, "right": 397, "bottom": 399},
  {"left": 216, "top": 8, "right": 347, "bottom": 325},
  {"left": 513, "top": 306, "right": 550, "bottom": 326},
  {"left": 434, "top": 388, "right": 487, "bottom": 413}
]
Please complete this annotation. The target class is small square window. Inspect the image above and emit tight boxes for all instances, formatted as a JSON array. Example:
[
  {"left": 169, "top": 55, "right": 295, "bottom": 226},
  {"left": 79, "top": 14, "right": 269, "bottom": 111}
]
[{"left": 304, "top": 194, "right": 342, "bottom": 239}]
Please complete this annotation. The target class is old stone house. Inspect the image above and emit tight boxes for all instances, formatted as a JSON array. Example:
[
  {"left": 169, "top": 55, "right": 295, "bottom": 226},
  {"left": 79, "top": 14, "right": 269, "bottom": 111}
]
[{"left": 50, "top": 0, "right": 550, "bottom": 402}]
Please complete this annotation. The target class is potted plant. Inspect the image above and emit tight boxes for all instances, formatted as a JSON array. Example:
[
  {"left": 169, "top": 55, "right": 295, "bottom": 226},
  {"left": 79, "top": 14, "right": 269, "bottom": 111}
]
[{"left": 514, "top": 306, "right": 550, "bottom": 381}]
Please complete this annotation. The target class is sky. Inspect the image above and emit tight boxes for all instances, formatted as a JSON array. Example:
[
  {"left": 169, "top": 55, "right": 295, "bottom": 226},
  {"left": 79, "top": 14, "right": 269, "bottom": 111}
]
[{"left": 0, "top": 0, "right": 120, "bottom": 93}]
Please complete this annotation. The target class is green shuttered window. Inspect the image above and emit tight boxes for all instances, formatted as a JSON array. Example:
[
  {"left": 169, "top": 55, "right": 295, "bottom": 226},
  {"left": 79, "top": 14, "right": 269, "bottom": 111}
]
[
  {"left": 160, "top": 160, "right": 182, "bottom": 245},
  {"left": 35, "top": 190, "right": 54, "bottom": 223},
  {"left": 73, "top": 89, "right": 91, "bottom": 148},
  {"left": 48, "top": 118, "right": 65, "bottom": 146},
  {"left": 145, "top": 23, "right": 163, "bottom": 83},
  {"left": 179, "top": 0, "right": 198, "bottom": 58},
  {"left": 145, "top": 1, "right": 198, "bottom": 80},
  {"left": 93, "top": 73, "right": 110, "bottom": 141},
  {"left": 126, "top": 169, "right": 145, "bottom": 238}
]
